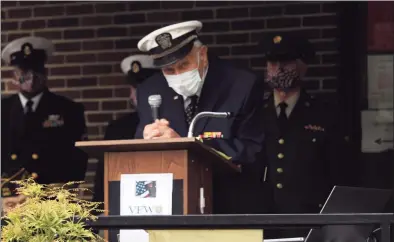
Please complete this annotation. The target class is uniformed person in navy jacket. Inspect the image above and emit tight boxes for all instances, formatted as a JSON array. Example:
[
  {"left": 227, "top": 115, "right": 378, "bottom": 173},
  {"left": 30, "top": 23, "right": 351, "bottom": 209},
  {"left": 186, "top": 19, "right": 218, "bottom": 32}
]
[
  {"left": 258, "top": 33, "right": 354, "bottom": 238},
  {"left": 92, "top": 54, "right": 159, "bottom": 207},
  {"left": 1, "top": 36, "right": 88, "bottom": 212},
  {"left": 135, "top": 20, "right": 265, "bottom": 214}
]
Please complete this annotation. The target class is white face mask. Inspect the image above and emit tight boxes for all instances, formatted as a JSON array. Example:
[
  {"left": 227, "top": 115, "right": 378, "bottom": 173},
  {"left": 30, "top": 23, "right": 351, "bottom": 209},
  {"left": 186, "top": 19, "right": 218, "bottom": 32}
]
[{"left": 163, "top": 51, "right": 206, "bottom": 97}]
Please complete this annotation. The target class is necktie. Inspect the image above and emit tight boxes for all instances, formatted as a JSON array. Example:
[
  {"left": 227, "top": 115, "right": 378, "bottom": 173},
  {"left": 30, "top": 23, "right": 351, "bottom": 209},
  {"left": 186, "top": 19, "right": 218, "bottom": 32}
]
[
  {"left": 278, "top": 102, "right": 288, "bottom": 131},
  {"left": 185, "top": 95, "right": 198, "bottom": 125},
  {"left": 25, "top": 100, "right": 34, "bottom": 115}
]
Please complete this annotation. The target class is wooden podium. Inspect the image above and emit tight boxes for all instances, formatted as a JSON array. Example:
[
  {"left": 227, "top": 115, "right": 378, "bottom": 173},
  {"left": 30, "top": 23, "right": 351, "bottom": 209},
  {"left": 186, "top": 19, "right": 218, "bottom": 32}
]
[{"left": 76, "top": 138, "right": 240, "bottom": 240}]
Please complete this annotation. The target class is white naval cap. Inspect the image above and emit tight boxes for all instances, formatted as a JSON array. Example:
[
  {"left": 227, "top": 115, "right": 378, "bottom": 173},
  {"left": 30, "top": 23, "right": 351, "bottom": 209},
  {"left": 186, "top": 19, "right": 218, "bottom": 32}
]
[
  {"left": 120, "top": 54, "right": 156, "bottom": 75},
  {"left": 137, "top": 20, "right": 203, "bottom": 68},
  {"left": 120, "top": 54, "right": 160, "bottom": 87},
  {"left": 1, "top": 36, "right": 54, "bottom": 66}
]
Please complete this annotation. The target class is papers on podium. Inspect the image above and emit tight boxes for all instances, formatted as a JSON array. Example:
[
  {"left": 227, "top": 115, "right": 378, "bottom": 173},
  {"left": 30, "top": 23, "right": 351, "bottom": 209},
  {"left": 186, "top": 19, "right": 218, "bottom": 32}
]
[{"left": 119, "top": 173, "right": 173, "bottom": 242}]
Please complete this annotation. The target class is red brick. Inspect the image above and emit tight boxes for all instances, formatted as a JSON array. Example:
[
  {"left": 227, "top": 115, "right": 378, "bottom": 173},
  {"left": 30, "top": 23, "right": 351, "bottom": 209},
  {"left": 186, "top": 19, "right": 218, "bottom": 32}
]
[
  {"left": 68, "top": 77, "right": 97, "bottom": 87},
  {"left": 64, "top": 29, "right": 95, "bottom": 39},
  {"left": 66, "top": 4, "right": 94, "bottom": 15},
  {"left": 102, "top": 100, "right": 127, "bottom": 111},
  {"left": 113, "top": 14, "right": 146, "bottom": 24},
  {"left": 284, "top": 3, "right": 321, "bottom": 15},
  {"left": 198, "top": 35, "right": 214, "bottom": 45},
  {"left": 55, "top": 42, "right": 81, "bottom": 52},
  {"left": 322, "top": 53, "right": 339, "bottom": 64},
  {"left": 66, "top": 54, "right": 97, "bottom": 63},
  {"left": 87, "top": 113, "right": 113, "bottom": 123},
  {"left": 8, "top": 33, "right": 31, "bottom": 41},
  {"left": 96, "top": 27, "right": 127, "bottom": 38},
  {"left": 1, "top": 1, "right": 18, "bottom": 7},
  {"left": 114, "top": 38, "right": 139, "bottom": 50},
  {"left": 48, "top": 17, "right": 79, "bottom": 28},
  {"left": 1, "top": 70, "right": 14, "bottom": 79},
  {"left": 21, "top": 19, "right": 46, "bottom": 30},
  {"left": 251, "top": 6, "right": 283, "bottom": 17},
  {"left": 322, "top": 28, "right": 338, "bottom": 38},
  {"left": 82, "top": 64, "right": 113, "bottom": 75},
  {"left": 54, "top": 90, "right": 81, "bottom": 99},
  {"left": 147, "top": 12, "right": 181, "bottom": 23},
  {"left": 195, "top": 1, "right": 230, "bottom": 7},
  {"left": 82, "top": 89, "right": 112, "bottom": 99},
  {"left": 231, "top": 19, "right": 265, "bottom": 31},
  {"left": 209, "top": 46, "right": 230, "bottom": 56},
  {"left": 87, "top": 126, "right": 100, "bottom": 136},
  {"left": 217, "top": 33, "right": 249, "bottom": 44},
  {"left": 114, "top": 87, "right": 130, "bottom": 98},
  {"left": 34, "top": 30, "right": 63, "bottom": 40},
  {"left": 303, "top": 15, "right": 337, "bottom": 27},
  {"left": 99, "top": 75, "right": 127, "bottom": 86},
  {"left": 231, "top": 45, "right": 260, "bottom": 55},
  {"left": 97, "top": 52, "right": 129, "bottom": 62},
  {"left": 202, "top": 22, "right": 230, "bottom": 33},
  {"left": 312, "top": 40, "right": 338, "bottom": 51},
  {"left": 1, "top": 34, "right": 8, "bottom": 43},
  {"left": 81, "top": 101, "right": 99, "bottom": 111},
  {"left": 161, "top": 1, "right": 194, "bottom": 9},
  {"left": 267, "top": 17, "right": 301, "bottom": 28},
  {"left": 8, "top": 8, "right": 32, "bottom": 18},
  {"left": 82, "top": 16, "right": 113, "bottom": 26},
  {"left": 322, "top": 2, "right": 338, "bottom": 13},
  {"left": 1, "top": 82, "right": 5, "bottom": 91},
  {"left": 34, "top": 6, "right": 65, "bottom": 17},
  {"left": 83, "top": 40, "right": 113, "bottom": 51},
  {"left": 1, "top": 22, "right": 18, "bottom": 31},
  {"left": 181, "top": 10, "right": 213, "bottom": 21},
  {"left": 95, "top": 2, "right": 127, "bottom": 13},
  {"left": 322, "top": 78, "right": 338, "bottom": 89},
  {"left": 47, "top": 79, "right": 66, "bottom": 88},
  {"left": 308, "top": 66, "right": 338, "bottom": 77},
  {"left": 216, "top": 8, "right": 249, "bottom": 19},
  {"left": 20, "top": 1, "right": 48, "bottom": 6},
  {"left": 48, "top": 55, "right": 65, "bottom": 64},
  {"left": 50, "top": 66, "right": 81, "bottom": 76},
  {"left": 129, "top": 24, "right": 162, "bottom": 36},
  {"left": 6, "top": 81, "right": 19, "bottom": 91}
]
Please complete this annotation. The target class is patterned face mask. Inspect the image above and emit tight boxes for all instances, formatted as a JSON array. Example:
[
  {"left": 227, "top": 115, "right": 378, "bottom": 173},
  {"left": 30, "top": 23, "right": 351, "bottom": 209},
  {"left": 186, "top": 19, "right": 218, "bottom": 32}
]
[{"left": 266, "top": 67, "right": 301, "bottom": 90}]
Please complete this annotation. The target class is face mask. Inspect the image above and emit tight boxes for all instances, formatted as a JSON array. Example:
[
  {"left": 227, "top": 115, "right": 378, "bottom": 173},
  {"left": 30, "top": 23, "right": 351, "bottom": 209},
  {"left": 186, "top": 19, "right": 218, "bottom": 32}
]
[
  {"left": 13, "top": 70, "right": 46, "bottom": 94},
  {"left": 163, "top": 52, "right": 205, "bottom": 97},
  {"left": 266, "top": 67, "right": 301, "bottom": 91}
]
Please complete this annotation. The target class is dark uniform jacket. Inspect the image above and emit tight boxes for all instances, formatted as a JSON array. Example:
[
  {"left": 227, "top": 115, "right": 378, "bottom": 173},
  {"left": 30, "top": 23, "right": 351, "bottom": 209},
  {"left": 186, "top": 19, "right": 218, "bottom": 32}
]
[
  {"left": 92, "top": 112, "right": 139, "bottom": 205},
  {"left": 261, "top": 91, "right": 353, "bottom": 214},
  {"left": 135, "top": 56, "right": 265, "bottom": 213},
  {"left": 1, "top": 89, "right": 88, "bottom": 195}
]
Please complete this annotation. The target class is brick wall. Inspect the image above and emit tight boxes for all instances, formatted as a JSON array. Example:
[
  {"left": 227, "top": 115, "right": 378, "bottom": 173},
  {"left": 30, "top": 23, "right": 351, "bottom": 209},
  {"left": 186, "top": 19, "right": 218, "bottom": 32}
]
[{"left": 1, "top": 1, "right": 340, "bottom": 199}]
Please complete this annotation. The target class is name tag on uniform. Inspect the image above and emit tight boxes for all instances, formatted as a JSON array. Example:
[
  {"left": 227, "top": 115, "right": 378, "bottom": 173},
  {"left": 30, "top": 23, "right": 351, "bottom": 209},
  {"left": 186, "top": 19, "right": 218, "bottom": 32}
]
[
  {"left": 304, "top": 124, "right": 325, "bottom": 132},
  {"left": 43, "top": 114, "right": 64, "bottom": 128}
]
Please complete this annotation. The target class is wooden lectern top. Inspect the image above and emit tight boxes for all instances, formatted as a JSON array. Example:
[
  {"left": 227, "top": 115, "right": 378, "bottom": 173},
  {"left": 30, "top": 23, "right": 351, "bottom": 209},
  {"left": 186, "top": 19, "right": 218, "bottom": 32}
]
[{"left": 75, "top": 138, "right": 240, "bottom": 173}]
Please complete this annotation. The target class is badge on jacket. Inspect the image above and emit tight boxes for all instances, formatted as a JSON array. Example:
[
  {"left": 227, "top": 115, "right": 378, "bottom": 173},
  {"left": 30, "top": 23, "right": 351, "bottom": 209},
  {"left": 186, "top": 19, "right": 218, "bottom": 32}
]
[
  {"left": 43, "top": 114, "right": 64, "bottom": 128},
  {"left": 304, "top": 124, "right": 325, "bottom": 132}
]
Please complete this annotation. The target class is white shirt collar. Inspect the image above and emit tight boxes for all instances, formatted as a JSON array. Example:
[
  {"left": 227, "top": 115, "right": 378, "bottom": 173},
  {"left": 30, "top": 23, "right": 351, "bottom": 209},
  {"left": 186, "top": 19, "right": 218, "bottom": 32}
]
[
  {"left": 18, "top": 92, "right": 44, "bottom": 112},
  {"left": 274, "top": 90, "right": 300, "bottom": 117}
]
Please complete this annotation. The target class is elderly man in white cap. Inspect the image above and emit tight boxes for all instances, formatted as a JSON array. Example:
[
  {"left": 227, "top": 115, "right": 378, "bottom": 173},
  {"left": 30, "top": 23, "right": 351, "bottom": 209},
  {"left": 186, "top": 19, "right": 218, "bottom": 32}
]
[
  {"left": 1, "top": 36, "right": 88, "bottom": 213},
  {"left": 92, "top": 54, "right": 159, "bottom": 210},
  {"left": 135, "top": 20, "right": 265, "bottom": 214}
]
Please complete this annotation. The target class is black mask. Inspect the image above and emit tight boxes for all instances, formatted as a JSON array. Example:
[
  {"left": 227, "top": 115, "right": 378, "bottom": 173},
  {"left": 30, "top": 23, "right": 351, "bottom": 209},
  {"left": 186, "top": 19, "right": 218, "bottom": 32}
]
[{"left": 266, "top": 67, "right": 301, "bottom": 90}]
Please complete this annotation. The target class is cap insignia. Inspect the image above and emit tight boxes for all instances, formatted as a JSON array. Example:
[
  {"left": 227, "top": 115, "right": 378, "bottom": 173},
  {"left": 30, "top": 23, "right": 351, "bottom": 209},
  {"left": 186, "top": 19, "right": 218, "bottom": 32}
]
[
  {"left": 273, "top": 35, "right": 282, "bottom": 44},
  {"left": 132, "top": 61, "right": 140, "bottom": 73},
  {"left": 23, "top": 45, "right": 31, "bottom": 56},
  {"left": 155, "top": 33, "right": 172, "bottom": 50}
]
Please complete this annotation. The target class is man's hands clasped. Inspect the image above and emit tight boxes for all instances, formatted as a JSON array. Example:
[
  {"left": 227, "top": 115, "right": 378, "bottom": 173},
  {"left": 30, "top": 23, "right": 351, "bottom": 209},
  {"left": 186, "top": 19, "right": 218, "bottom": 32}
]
[{"left": 143, "top": 119, "right": 180, "bottom": 139}]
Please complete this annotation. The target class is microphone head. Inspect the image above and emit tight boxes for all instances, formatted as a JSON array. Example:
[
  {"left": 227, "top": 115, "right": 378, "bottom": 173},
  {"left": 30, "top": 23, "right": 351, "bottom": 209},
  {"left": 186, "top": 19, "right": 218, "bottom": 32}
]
[{"left": 148, "top": 94, "right": 162, "bottom": 107}]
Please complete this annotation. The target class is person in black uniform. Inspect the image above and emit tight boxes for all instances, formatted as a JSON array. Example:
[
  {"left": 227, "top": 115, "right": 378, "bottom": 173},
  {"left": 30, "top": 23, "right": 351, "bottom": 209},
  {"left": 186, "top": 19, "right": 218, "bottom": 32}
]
[
  {"left": 135, "top": 20, "right": 265, "bottom": 214},
  {"left": 258, "top": 33, "right": 353, "bottom": 238},
  {"left": 92, "top": 54, "right": 159, "bottom": 206},
  {"left": 1, "top": 37, "right": 88, "bottom": 212}
]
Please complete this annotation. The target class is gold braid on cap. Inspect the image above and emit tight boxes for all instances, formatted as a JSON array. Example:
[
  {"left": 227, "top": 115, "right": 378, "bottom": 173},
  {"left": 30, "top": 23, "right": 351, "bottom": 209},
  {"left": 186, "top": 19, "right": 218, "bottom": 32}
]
[{"left": 150, "top": 35, "right": 198, "bottom": 60}]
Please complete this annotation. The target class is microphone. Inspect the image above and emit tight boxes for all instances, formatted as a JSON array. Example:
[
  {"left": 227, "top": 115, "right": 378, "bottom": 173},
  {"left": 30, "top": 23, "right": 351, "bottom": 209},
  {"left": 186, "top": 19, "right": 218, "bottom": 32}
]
[
  {"left": 187, "top": 111, "right": 233, "bottom": 138},
  {"left": 148, "top": 94, "right": 162, "bottom": 121}
]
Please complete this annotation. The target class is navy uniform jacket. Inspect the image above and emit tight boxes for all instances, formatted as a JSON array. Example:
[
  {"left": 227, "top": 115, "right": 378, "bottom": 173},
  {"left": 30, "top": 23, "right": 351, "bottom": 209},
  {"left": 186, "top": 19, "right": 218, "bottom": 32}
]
[
  {"left": 1, "top": 89, "right": 88, "bottom": 194},
  {"left": 135, "top": 56, "right": 264, "bottom": 164},
  {"left": 135, "top": 56, "right": 265, "bottom": 214},
  {"left": 92, "top": 112, "right": 139, "bottom": 205},
  {"left": 260, "top": 91, "right": 354, "bottom": 237}
]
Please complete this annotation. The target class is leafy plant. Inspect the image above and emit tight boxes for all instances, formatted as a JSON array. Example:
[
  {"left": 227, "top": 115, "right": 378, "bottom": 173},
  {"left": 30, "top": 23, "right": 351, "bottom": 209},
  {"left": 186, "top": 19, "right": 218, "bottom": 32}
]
[{"left": 1, "top": 178, "right": 104, "bottom": 242}]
